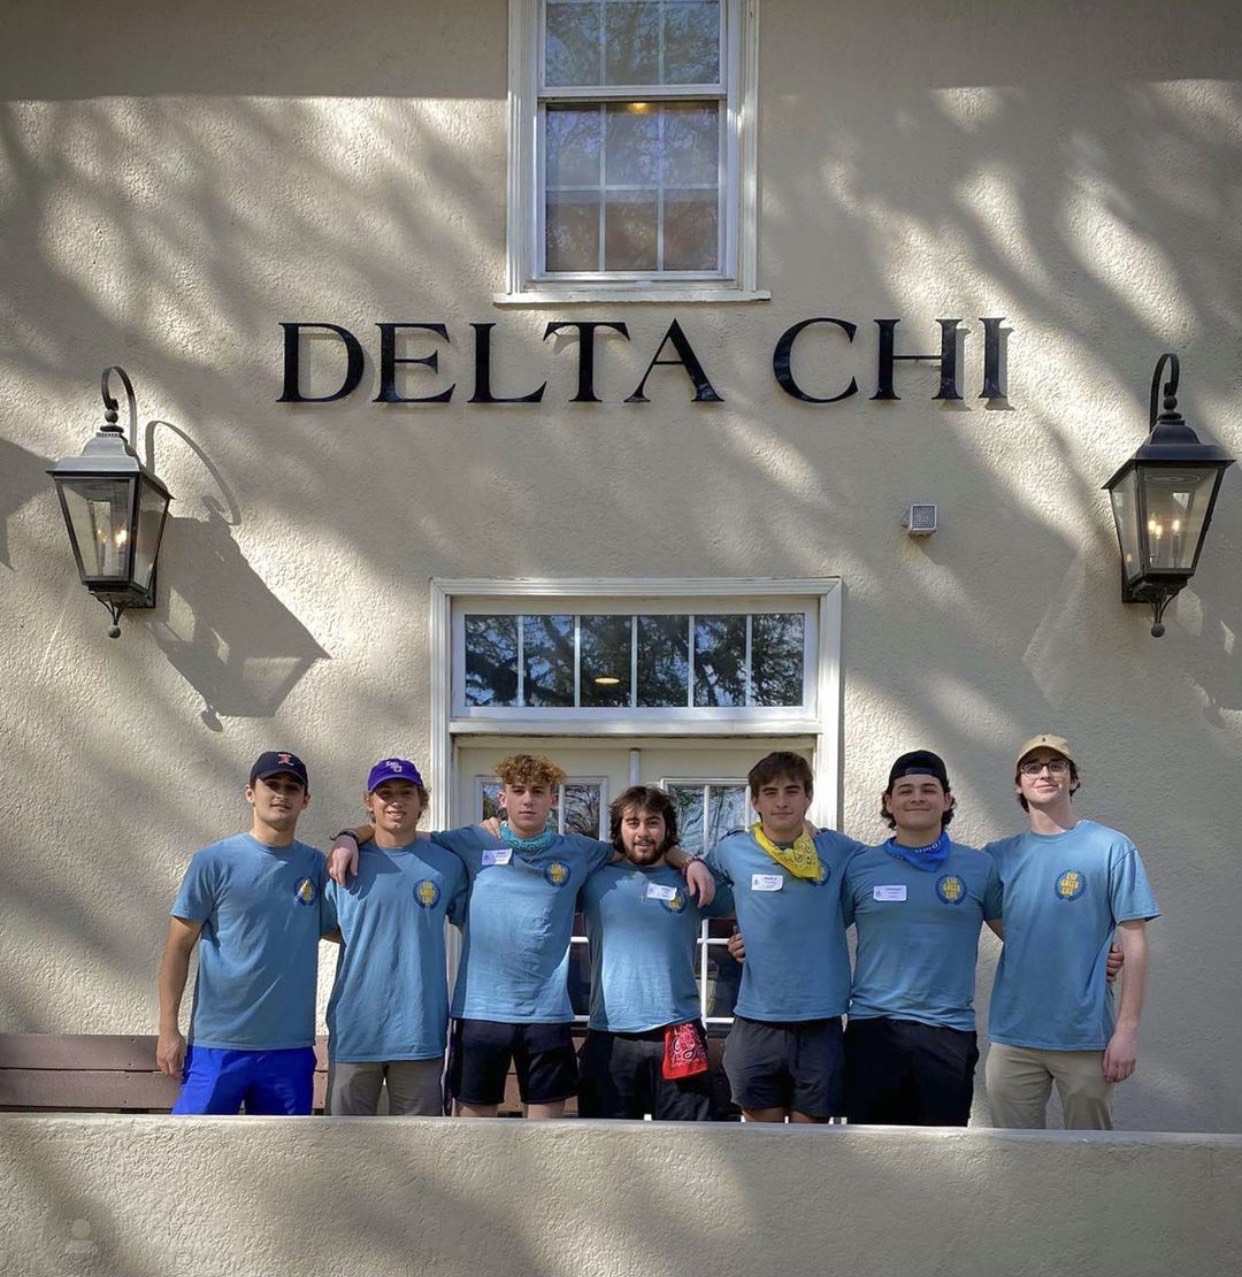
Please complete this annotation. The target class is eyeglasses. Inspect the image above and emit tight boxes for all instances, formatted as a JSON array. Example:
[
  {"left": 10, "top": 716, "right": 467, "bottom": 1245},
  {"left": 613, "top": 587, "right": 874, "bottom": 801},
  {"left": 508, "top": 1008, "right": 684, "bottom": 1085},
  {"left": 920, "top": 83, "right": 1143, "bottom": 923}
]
[{"left": 1019, "top": 759, "right": 1070, "bottom": 777}]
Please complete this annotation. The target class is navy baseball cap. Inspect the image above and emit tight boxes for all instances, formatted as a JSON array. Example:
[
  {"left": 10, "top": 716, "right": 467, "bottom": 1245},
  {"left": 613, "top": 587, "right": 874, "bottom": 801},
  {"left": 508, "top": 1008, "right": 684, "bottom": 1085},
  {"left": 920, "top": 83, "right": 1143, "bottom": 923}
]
[
  {"left": 250, "top": 751, "right": 309, "bottom": 788},
  {"left": 887, "top": 750, "right": 950, "bottom": 790},
  {"left": 367, "top": 758, "right": 426, "bottom": 793}
]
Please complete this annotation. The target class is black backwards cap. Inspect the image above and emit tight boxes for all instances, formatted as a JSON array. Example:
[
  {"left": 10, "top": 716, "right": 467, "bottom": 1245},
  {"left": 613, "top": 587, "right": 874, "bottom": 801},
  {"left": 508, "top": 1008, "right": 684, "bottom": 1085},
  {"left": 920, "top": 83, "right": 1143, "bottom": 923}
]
[{"left": 886, "top": 750, "right": 950, "bottom": 790}]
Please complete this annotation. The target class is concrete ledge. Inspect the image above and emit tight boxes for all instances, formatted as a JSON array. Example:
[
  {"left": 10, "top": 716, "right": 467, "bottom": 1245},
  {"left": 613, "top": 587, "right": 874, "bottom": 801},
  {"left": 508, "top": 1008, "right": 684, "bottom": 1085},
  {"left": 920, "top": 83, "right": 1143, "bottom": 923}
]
[{"left": 2, "top": 1116, "right": 1239, "bottom": 1277}]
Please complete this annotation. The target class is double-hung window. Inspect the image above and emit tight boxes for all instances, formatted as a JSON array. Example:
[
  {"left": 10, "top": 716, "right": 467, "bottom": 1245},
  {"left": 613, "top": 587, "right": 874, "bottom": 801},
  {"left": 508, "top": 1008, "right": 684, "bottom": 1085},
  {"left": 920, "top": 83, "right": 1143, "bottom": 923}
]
[{"left": 501, "top": 0, "right": 763, "bottom": 302}]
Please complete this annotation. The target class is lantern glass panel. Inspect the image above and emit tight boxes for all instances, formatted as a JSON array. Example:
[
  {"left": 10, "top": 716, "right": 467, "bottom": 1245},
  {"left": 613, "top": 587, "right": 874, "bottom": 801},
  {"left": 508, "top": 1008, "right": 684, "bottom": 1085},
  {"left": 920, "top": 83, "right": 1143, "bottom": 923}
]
[
  {"left": 132, "top": 477, "right": 170, "bottom": 592},
  {"left": 58, "top": 475, "right": 136, "bottom": 583},
  {"left": 1138, "top": 465, "right": 1218, "bottom": 574},
  {"left": 1107, "top": 468, "right": 1143, "bottom": 586}
]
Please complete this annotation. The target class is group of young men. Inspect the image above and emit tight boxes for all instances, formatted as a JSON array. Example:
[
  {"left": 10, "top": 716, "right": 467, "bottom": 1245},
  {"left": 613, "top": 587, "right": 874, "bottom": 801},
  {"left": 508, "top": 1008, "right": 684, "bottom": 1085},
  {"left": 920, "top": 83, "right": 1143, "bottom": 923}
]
[{"left": 158, "top": 734, "right": 1158, "bottom": 1131}]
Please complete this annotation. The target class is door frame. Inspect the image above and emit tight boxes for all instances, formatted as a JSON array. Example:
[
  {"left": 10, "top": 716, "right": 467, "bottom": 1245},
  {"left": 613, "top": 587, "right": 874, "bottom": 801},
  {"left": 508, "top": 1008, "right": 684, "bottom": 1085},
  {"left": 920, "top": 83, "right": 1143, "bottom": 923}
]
[{"left": 428, "top": 577, "right": 844, "bottom": 833}]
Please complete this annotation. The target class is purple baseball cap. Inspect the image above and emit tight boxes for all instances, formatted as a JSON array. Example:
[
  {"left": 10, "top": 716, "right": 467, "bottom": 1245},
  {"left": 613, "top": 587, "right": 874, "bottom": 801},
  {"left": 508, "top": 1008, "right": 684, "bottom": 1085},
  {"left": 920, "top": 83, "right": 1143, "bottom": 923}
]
[{"left": 367, "top": 758, "right": 426, "bottom": 793}]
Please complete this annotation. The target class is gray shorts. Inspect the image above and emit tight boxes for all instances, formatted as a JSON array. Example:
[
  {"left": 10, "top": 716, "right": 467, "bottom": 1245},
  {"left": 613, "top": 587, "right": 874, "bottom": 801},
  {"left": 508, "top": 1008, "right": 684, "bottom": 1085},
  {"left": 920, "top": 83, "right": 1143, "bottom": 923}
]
[{"left": 326, "top": 1058, "right": 445, "bottom": 1116}]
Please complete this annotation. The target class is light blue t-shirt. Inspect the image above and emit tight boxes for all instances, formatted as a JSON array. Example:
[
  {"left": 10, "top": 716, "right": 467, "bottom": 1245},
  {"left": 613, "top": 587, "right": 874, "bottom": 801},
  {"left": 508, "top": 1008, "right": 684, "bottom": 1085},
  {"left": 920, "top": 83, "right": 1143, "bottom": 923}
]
[
  {"left": 706, "top": 828, "right": 864, "bottom": 1022},
  {"left": 986, "top": 820, "right": 1160, "bottom": 1050},
  {"left": 322, "top": 840, "right": 468, "bottom": 1062},
  {"left": 433, "top": 826, "right": 613, "bottom": 1023},
  {"left": 844, "top": 839, "right": 1003, "bottom": 1032},
  {"left": 580, "top": 861, "right": 735, "bottom": 1033},
  {"left": 171, "top": 833, "right": 326, "bottom": 1051}
]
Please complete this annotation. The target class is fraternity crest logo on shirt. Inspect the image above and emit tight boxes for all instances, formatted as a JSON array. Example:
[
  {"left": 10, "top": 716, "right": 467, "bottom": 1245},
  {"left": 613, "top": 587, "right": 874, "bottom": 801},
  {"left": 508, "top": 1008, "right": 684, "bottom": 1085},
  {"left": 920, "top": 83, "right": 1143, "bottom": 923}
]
[
  {"left": 936, "top": 873, "right": 966, "bottom": 905},
  {"left": 662, "top": 889, "right": 687, "bottom": 913},
  {"left": 543, "top": 861, "right": 571, "bottom": 887},
  {"left": 414, "top": 879, "right": 441, "bottom": 909},
  {"left": 294, "top": 877, "right": 317, "bottom": 906},
  {"left": 1055, "top": 869, "right": 1086, "bottom": 901}
]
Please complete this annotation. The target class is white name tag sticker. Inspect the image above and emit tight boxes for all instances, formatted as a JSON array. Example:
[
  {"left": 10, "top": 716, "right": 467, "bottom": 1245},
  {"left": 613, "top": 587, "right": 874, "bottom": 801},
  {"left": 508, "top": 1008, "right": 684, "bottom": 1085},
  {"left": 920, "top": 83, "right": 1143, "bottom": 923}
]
[
  {"left": 646, "top": 883, "right": 679, "bottom": 901},
  {"left": 873, "top": 885, "right": 908, "bottom": 902},
  {"left": 752, "top": 873, "right": 784, "bottom": 892},
  {"left": 482, "top": 848, "right": 513, "bottom": 867}
]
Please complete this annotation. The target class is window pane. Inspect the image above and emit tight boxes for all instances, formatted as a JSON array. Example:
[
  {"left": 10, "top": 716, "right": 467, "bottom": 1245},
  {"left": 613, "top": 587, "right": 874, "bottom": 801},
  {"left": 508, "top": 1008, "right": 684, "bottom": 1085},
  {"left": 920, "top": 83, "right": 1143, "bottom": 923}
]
[
  {"left": 694, "top": 614, "right": 746, "bottom": 706},
  {"left": 568, "top": 939, "right": 591, "bottom": 1015},
  {"left": 478, "top": 780, "right": 503, "bottom": 822},
  {"left": 637, "top": 614, "right": 689, "bottom": 706},
  {"left": 465, "top": 615, "right": 519, "bottom": 706},
  {"left": 605, "top": 103, "right": 660, "bottom": 187},
  {"left": 705, "top": 945, "right": 740, "bottom": 1017},
  {"left": 562, "top": 782, "right": 605, "bottom": 836},
  {"left": 546, "top": 190, "right": 601, "bottom": 271},
  {"left": 523, "top": 614, "right": 575, "bottom": 706},
  {"left": 581, "top": 615, "right": 632, "bottom": 707},
  {"left": 669, "top": 784, "right": 706, "bottom": 855},
  {"left": 705, "top": 784, "right": 748, "bottom": 846},
  {"left": 547, "top": 105, "right": 602, "bottom": 188},
  {"left": 603, "top": 0, "right": 660, "bottom": 84},
  {"left": 751, "top": 613, "right": 806, "bottom": 706},
  {"left": 664, "top": 1, "right": 720, "bottom": 83},
  {"left": 664, "top": 188, "right": 717, "bottom": 269},
  {"left": 546, "top": 1, "right": 602, "bottom": 86},
  {"left": 604, "top": 188, "right": 658, "bottom": 270},
  {"left": 662, "top": 103, "right": 718, "bottom": 187}
]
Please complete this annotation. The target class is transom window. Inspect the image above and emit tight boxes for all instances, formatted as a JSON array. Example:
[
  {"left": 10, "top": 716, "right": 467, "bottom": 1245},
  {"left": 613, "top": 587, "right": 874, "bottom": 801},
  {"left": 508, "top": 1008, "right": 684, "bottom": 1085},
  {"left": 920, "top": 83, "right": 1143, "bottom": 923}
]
[
  {"left": 463, "top": 611, "right": 806, "bottom": 710},
  {"left": 500, "top": 0, "right": 763, "bottom": 302}
]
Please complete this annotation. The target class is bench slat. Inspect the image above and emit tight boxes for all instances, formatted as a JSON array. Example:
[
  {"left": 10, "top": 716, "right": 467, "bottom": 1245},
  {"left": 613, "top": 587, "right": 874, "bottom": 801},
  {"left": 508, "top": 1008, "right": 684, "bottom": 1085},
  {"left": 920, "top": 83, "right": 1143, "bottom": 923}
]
[
  {"left": 0, "top": 1068, "right": 181, "bottom": 1109},
  {"left": 0, "top": 1034, "right": 330, "bottom": 1071}
]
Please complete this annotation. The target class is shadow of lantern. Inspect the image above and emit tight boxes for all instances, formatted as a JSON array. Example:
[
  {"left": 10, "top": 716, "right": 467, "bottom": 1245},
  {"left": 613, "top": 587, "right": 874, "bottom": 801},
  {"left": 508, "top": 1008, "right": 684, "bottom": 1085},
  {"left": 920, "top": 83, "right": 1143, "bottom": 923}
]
[{"left": 150, "top": 508, "right": 329, "bottom": 728}]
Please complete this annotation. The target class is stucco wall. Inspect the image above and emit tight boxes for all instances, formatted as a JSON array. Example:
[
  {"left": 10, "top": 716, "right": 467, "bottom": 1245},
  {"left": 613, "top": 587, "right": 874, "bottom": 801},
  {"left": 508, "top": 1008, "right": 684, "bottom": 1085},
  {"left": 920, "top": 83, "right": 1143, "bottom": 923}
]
[
  {"left": 2, "top": 1117, "right": 1240, "bottom": 1277},
  {"left": 2, "top": 1, "right": 1241, "bottom": 1132}
]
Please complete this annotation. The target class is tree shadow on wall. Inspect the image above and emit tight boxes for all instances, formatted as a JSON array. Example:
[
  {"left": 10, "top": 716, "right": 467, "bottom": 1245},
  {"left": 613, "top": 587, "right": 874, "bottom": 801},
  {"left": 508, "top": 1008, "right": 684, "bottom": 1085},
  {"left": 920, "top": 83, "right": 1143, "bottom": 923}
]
[
  {"left": 0, "top": 435, "right": 52, "bottom": 568},
  {"left": 150, "top": 504, "right": 328, "bottom": 729}
]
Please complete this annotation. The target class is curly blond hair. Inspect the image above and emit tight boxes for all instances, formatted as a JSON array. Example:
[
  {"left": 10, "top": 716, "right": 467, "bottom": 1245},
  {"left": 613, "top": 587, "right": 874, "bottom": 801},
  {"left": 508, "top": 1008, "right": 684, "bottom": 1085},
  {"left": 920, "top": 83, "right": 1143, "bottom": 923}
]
[{"left": 494, "top": 753, "right": 567, "bottom": 788}]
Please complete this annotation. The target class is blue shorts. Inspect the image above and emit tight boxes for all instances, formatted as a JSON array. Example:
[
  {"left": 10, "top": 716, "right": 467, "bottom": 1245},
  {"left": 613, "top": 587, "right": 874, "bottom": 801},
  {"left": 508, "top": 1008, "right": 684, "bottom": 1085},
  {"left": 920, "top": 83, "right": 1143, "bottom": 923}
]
[{"left": 172, "top": 1045, "right": 317, "bottom": 1116}]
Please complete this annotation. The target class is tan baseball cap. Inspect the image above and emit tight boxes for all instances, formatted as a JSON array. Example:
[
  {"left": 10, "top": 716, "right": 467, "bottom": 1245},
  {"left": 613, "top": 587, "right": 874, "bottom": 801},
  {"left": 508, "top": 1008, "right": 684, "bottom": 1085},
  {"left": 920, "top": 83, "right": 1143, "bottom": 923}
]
[{"left": 1016, "top": 734, "right": 1074, "bottom": 768}]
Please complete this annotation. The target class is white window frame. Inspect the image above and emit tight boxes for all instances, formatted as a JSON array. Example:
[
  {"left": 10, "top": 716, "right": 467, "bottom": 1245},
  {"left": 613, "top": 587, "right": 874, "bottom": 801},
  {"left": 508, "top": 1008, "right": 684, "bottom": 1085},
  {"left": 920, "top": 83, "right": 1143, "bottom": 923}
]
[
  {"left": 498, "top": 0, "right": 767, "bottom": 305},
  {"left": 455, "top": 603, "right": 816, "bottom": 721},
  {"left": 428, "top": 577, "right": 842, "bottom": 832}
]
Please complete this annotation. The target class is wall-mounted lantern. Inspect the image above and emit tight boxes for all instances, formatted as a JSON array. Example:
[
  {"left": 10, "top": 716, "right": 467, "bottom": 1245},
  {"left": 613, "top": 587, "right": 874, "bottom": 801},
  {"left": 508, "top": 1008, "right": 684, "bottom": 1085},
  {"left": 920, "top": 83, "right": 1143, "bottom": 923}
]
[
  {"left": 48, "top": 367, "right": 173, "bottom": 638},
  {"left": 1104, "top": 354, "right": 1234, "bottom": 638}
]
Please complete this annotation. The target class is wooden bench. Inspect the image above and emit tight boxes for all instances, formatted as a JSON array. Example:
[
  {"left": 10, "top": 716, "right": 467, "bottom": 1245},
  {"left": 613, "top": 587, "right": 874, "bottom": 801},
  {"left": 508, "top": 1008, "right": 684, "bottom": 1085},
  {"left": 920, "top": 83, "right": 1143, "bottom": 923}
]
[
  {"left": 0, "top": 1032, "right": 734, "bottom": 1118},
  {"left": 0, "top": 1034, "right": 330, "bottom": 1113}
]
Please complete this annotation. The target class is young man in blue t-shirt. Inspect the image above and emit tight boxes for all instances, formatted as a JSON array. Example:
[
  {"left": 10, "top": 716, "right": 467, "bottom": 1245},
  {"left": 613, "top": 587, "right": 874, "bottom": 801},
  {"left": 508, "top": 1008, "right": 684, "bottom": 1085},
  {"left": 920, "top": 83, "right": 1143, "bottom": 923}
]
[
  {"left": 577, "top": 785, "right": 733, "bottom": 1121},
  {"left": 707, "top": 751, "right": 864, "bottom": 1124},
  {"left": 984, "top": 734, "right": 1159, "bottom": 1130},
  {"left": 840, "top": 750, "right": 1002, "bottom": 1125},
  {"left": 322, "top": 758, "right": 467, "bottom": 1115},
  {"left": 156, "top": 751, "right": 327, "bottom": 1115}
]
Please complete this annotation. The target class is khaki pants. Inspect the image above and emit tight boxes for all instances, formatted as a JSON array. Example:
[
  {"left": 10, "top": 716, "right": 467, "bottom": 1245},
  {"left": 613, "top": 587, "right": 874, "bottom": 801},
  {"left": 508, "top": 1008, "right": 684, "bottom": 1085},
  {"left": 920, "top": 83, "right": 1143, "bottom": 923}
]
[
  {"left": 326, "top": 1058, "right": 444, "bottom": 1116},
  {"left": 985, "top": 1042, "right": 1113, "bottom": 1130}
]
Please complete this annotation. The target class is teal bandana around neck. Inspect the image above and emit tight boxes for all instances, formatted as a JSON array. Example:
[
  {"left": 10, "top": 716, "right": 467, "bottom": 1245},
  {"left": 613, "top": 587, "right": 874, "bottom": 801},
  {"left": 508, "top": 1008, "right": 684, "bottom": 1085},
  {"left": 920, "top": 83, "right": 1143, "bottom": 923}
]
[
  {"left": 884, "top": 830, "right": 950, "bottom": 871},
  {"left": 500, "top": 821, "right": 557, "bottom": 857}
]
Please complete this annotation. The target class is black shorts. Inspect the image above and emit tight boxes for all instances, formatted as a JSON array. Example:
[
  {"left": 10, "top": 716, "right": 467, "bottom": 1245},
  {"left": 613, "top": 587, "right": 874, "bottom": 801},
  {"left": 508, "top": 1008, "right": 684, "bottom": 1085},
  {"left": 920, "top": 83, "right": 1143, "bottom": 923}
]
[
  {"left": 844, "top": 1016, "right": 979, "bottom": 1126},
  {"left": 577, "top": 1027, "right": 714, "bottom": 1122},
  {"left": 446, "top": 1018, "right": 578, "bottom": 1108},
  {"left": 723, "top": 1015, "right": 844, "bottom": 1118}
]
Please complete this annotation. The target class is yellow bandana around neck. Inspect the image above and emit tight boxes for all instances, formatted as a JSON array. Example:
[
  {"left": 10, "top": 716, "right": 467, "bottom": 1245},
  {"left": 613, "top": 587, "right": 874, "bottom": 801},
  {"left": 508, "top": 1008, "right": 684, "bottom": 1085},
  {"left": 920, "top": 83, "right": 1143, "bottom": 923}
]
[{"left": 751, "top": 822, "right": 821, "bottom": 881}]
